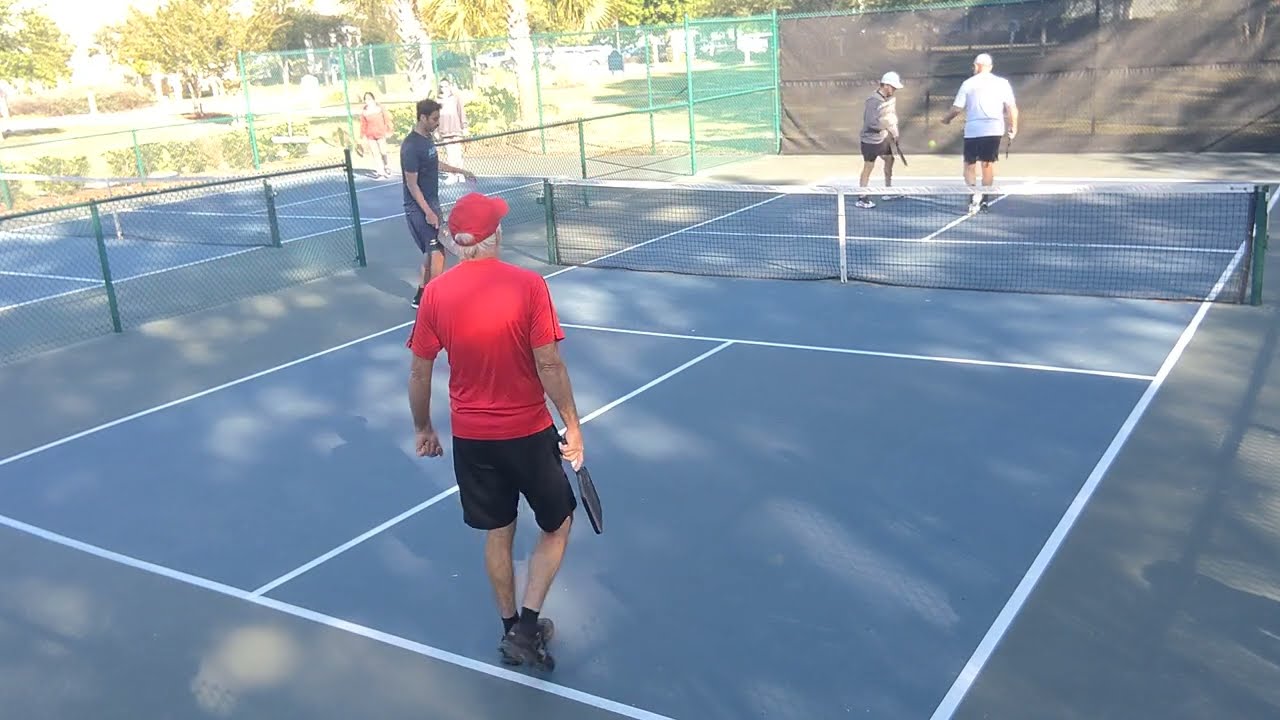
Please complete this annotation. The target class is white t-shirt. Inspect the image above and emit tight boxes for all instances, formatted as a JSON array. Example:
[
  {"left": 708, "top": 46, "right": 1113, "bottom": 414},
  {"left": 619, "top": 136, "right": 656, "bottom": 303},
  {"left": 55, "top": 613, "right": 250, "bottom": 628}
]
[{"left": 952, "top": 73, "right": 1016, "bottom": 138}]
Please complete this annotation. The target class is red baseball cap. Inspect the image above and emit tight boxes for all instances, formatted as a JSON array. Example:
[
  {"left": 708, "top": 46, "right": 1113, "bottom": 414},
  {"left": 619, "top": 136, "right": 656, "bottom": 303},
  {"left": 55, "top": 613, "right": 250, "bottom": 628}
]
[{"left": 447, "top": 192, "right": 509, "bottom": 246}]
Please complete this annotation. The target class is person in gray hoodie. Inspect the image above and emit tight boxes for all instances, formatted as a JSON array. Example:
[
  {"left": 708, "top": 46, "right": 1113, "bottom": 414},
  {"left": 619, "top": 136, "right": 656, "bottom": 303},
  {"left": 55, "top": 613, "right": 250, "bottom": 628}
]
[{"left": 855, "top": 71, "right": 904, "bottom": 209}]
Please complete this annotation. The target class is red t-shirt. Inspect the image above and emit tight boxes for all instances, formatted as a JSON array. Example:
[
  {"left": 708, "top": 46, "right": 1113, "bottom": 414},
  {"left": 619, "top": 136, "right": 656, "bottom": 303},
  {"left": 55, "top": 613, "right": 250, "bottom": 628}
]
[{"left": 406, "top": 258, "right": 565, "bottom": 441}]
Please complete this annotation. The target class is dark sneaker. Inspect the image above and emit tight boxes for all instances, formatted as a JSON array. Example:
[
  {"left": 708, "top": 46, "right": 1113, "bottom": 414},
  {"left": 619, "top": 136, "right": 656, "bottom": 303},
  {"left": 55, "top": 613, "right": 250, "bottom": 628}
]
[
  {"left": 499, "top": 618, "right": 555, "bottom": 670},
  {"left": 410, "top": 287, "right": 423, "bottom": 309}
]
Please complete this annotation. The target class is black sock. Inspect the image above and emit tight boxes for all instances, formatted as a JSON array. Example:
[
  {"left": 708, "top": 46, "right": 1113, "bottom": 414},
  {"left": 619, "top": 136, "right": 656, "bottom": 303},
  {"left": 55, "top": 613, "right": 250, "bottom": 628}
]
[
  {"left": 518, "top": 607, "right": 540, "bottom": 634},
  {"left": 502, "top": 614, "right": 519, "bottom": 635}
]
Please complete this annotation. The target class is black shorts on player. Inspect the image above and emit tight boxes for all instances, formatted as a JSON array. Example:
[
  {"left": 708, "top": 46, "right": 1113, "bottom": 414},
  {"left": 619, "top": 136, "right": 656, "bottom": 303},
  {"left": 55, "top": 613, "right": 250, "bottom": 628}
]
[
  {"left": 452, "top": 424, "right": 577, "bottom": 533},
  {"left": 963, "top": 135, "right": 1002, "bottom": 164}
]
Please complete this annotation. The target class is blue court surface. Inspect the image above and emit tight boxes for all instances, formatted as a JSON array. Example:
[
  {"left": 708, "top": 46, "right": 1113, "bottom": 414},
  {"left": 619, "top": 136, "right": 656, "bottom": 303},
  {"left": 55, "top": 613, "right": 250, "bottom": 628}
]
[
  {"left": 0, "top": 247, "right": 1209, "bottom": 719},
  {"left": 0, "top": 173, "right": 543, "bottom": 310}
]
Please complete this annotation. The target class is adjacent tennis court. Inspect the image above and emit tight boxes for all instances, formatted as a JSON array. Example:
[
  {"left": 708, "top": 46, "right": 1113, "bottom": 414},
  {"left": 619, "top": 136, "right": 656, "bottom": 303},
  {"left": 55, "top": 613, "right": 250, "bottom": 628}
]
[{"left": 0, "top": 171, "right": 542, "bottom": 310}]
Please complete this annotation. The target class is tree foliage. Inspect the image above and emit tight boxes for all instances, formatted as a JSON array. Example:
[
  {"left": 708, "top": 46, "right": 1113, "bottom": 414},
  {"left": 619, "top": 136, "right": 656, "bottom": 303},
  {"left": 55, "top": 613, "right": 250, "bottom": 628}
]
[
  {"left": 0, "top": 0, "right": 74, "bottom": 86},
  {"left": 100, "top": 0, "right": 284, "bottom": 113}
]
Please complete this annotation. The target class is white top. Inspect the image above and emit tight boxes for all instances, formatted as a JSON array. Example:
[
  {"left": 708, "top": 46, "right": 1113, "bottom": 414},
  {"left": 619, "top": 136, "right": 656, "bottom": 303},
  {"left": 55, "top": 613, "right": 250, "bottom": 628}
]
[{"left": 952, "top": 73, "right": 1017, "bottom": 138}]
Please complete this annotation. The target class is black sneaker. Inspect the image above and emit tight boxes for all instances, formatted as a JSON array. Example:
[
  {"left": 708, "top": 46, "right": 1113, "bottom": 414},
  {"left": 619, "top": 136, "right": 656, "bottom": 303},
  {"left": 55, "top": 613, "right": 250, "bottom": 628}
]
[
  {"left": 499, "top": 618, "right": 555, "bottom": 670},
  {"left": 410, "top": 287, "right": 423, "bottom": 309}
]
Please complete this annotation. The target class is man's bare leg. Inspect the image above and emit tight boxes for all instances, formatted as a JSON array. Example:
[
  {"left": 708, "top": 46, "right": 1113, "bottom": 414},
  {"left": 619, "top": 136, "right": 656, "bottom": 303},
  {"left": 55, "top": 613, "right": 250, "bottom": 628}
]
[
  {"left": 485, "top": 521, "right": 518, "bottom": 632},
  {"left": 499, "top": 513, "right": 572, "bottom": 668},
  {"left": 859, "top": 159, "right": 876, "bottom": 189},
  {"left": 521, "top": 514, "right": 572, "bottom": 614}
]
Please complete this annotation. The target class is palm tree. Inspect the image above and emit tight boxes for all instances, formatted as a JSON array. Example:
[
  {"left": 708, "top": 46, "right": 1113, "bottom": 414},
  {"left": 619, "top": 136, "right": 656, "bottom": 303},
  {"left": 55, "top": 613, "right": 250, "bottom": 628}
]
[
  {"left": 419, "top": 0, "right": 624, "bottom": 123},
  {"left": 393, "top": 0, "right": 436, "bottom": 97}
]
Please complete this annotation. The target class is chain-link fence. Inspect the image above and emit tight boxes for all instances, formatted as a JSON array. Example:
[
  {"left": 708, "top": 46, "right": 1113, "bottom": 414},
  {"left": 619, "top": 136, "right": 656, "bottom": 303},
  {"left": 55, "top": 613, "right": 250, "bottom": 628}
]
[
  {"left": 0, "top": 153, "right": 366, "bottom": 364},
  {"left": 779, "top": 0, "right": 1280, "bottom": 155},
  {"left": 237, "top": 14, "right": 781, "bottom": 177}
]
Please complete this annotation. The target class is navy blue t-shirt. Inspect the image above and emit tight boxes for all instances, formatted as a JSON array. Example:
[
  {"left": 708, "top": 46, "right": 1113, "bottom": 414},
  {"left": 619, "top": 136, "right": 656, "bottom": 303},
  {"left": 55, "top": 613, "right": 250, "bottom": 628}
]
[{"left": 400, "top": 130, "right": 439, "bottom": 208}]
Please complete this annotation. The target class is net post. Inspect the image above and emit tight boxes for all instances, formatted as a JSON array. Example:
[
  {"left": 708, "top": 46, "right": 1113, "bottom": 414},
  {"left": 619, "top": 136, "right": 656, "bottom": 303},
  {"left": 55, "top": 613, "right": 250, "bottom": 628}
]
[
  {"left": 1250, "top": 184, "right": 1269, "bottom": 306},
  {"left": 543, "top": 179, "right": 560, "bottom": 265},
  {"left": 263, "top": 178, "right": 282, "bottom": 248},
  {"left": 344, "top": 148, "right": 368, "bottom": 267},
  {"left": 238, "top": 51, "right": 261, "bottom": 170},
  {"left": 683, "top": 14, "right": 698, "bottom": 176},
  {"left": 770, "top": 9, "right": 782, "bottom": 154},
  {"left": 90, "top": 202, "right": 123, "bottom": 334},
  {"left": 837, "top": 191, "right": 848, "bottom": 284},
  {"left": 577, "top": 120, "right": 588, "bottom": 179}
]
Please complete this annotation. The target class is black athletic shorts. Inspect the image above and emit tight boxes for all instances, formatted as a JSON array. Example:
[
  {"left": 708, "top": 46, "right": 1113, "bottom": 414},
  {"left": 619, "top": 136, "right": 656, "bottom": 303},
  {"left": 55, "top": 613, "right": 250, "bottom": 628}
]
[
  {"left": 861, "top": 140, "right": 893, "bottom": 162},
  {"left": 452, "top": 424, "right": 577, "bottom": 533},
  {"left": 963, "top": 135, "right": 1002, "bottom": 164},
  {"left": 404, "top": 199, "right": 444, "bottom": 253}
]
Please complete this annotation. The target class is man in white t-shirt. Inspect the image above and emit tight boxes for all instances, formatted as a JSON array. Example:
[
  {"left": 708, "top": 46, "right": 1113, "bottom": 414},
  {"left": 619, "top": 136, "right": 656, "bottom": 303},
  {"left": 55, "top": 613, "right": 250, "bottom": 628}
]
[{"left": 941, "top": 53, "right": 1018, "bottom": 213}]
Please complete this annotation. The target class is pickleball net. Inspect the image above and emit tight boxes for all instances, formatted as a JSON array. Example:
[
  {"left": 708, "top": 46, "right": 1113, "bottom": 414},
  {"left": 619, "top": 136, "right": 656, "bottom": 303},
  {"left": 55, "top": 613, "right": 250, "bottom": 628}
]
[{"left": 541, "top": 178, "right": 1271, "bottom": 304}]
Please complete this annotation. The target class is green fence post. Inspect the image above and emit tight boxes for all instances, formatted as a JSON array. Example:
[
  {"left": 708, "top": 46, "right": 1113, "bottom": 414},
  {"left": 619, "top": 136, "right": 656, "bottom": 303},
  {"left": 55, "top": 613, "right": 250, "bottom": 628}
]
[
  {"left": 344, "top": 148, "right": 367, "bottom": 267},
  {"left": 238, "top": 51, "right": 261, "bottom": 170},
  {"left": 131, "top": 129, "right": 146, "bottom": 180},
  {"left": 771, "top": 9, "right": 782, "bottom": 153},
  {"left": 644, "top": 30, "right": 656, "bottom": 155},
  {"left": 90, "top": 202, "right": 123, "bottom": 333},
  {"left": 577, "top": 120, "right": 588, "bottom": 179},
  {"left": 339, "top": 49, "right": 356, "bottom": 151},
  {"left": 0, "top": 160, "right": 11, "bottom": 209},
  {"left": 1250, "top": 184, "right": 1270, "bottom": 306},
  {"left": 683, "top": 15, "right": 698, "bottom": 176},
  {"left": 543, "top": 179, "right": 559, "bottom": 265}
]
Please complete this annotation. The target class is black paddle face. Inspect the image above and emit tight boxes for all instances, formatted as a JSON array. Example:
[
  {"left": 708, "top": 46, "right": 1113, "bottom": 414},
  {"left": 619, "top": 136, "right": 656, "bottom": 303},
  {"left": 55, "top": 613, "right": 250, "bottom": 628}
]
[{"left": 575, "top": 465, "right": 603, "bottom": 534}]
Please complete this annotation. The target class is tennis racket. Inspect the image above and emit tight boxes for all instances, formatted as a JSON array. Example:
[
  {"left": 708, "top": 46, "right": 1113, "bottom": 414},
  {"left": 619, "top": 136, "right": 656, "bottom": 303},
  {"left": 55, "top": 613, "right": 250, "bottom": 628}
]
[
  {"left": 574, "top": 464, "right": 603, "bottom": 534},
  {"left": 559, "top": 429, "right": 602, "bottom": 534},
  {"left": 891, "top": 136, "right": 908, "bottom": 167}
]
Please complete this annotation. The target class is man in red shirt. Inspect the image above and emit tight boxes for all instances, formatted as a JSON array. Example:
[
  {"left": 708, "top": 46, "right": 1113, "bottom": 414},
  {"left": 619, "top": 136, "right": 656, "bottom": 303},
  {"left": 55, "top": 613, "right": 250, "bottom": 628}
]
[{"left": 406, "top": 191, "right": 585, "bottom": 671}]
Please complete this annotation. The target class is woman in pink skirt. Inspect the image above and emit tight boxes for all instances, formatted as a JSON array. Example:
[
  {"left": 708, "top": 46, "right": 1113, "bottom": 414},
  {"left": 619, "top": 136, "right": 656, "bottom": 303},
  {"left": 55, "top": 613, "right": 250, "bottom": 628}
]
[{"left": 358, "top": 91, "right": 394, "bottom": 178}]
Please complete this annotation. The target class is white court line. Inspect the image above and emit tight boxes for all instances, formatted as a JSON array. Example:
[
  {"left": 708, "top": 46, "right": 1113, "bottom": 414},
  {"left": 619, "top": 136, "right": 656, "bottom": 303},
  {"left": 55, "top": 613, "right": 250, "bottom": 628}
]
[
  {"left": 880, "top": 236, "right": 1236, "bottom": 254},
  {"left": 560, "top": 323, "right": 1153, "bottom": 381},
  {"left": 927, "top": 235, "right": 1253, "bottom": 720},
  {"left": 0, "top": 321, "right": 416, "bottom": 469},
  {"left": 919, "top": 180, "right": 1036, "bottom": 243},
  {"left": 129, "top": 209, "right": 355, "bottom": 222},
  {"left": 838, "top": 175, "right": 1263, "bottom": 184},
  {"left": 680, "top": 229, "right": 1237, "bottom": 255},
  {"left": 252, "top": 340, "right": 735, "bottom": 596},
  {"left": 0, "top": 512, "right": 677, "bottom": 720},
  {"left": 0, "top": 269, "right": 101, "bottom": 283}
]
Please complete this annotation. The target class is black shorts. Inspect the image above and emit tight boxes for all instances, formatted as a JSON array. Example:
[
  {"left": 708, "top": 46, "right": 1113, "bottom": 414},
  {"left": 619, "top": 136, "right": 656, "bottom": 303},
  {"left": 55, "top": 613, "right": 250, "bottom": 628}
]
[
  {"left": 452, "top": 424, "right": 577, "bottom": 533},
  {"left": 404, "top": 200, "right": 444, "bottom": 253},
  {"left": 963, "top": 135, "right": 1003, "bottom": 163},
  {"left": 861, "top": 140, "right": 893, "bottom": 162}
]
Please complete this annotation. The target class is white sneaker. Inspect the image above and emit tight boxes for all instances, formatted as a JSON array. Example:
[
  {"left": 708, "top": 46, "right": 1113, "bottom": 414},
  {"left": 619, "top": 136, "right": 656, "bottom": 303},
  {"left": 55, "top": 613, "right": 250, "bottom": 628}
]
[{"left": 855, "top": 197, "right": 876, "bottom": 209}]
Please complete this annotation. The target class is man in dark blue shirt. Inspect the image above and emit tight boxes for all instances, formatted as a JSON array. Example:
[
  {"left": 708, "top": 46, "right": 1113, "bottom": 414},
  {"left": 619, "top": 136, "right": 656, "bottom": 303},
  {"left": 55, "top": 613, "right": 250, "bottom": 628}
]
[{"left": 401, "top": 98, "right": 475, "bottom": 308}]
